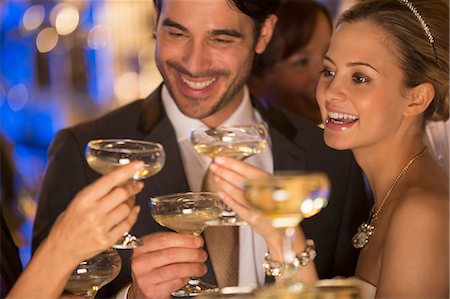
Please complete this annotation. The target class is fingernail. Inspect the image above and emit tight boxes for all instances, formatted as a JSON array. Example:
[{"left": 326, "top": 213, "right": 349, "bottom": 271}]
[
  {"left": 133, "top": 161, "right": 145, "bottom": 169},
  {"left": 210, "top": 163, "right": 218, "bottom": 173},
  {"left": 202, "top": 250, "right": 208, "bottom": 261},
  {"left": 194, "top": 236, "right": 204, "bottom": 247},
  {"left": 214, "top": 157, "right": 225, "bottom": 164},
  {"left": 134, "top": 206, "right": 141, "bottom": 214},
  {"left": 136, "top": 181, "right": 144, "bottom": 189}
]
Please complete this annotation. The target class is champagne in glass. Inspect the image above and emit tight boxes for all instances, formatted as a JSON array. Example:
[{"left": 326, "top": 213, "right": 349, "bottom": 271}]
[
  {"left": 85, "top": 139, "right": 166, "bottom": 249},
  {"left": 244, "top": 172, "right": 330, "bottom": 287},
  {"left": 190, "top": 125, "right": 268, "bottom": 225},
  {"left": 191, "top": 125, "right": 268, "bottom": 160},
  {"left": 65, "top": 248, "right": 122, "bottom": 299},
  {"left": 150, "top": 192, "right": 225, "bottom": 297}
]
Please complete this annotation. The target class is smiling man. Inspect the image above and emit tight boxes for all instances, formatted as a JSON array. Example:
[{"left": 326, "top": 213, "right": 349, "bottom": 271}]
[
  {"left": 33, "top": 1, "right": 369, "bottom": 298},
  {"left": 154, "top": 0, "right": 275, "bottom": 128}
]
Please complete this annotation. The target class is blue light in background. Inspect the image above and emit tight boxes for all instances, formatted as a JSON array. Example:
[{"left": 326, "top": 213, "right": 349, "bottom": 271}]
[
  {"left": 0, "top": 0, "right": 102, "bottom": 267},
  {"left": 83, "top": 0, "right": 114, "bottom": 105}
]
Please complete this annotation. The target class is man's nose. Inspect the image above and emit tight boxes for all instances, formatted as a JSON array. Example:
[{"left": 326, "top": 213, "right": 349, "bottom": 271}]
[{"left": 181, "top": 40, "right": 212, "bottom": 76}]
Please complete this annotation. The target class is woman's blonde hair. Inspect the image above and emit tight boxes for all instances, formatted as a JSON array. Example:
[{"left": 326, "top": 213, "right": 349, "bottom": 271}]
[{"left": 338, "top": 0, "right": 449, "bottom": 121}]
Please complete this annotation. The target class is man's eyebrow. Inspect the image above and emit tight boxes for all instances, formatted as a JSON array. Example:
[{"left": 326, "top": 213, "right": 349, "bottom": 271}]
[
  {"left": 161, "top": 17, "right": 187, "bottom": 32},
  {"left": 210, "top": 29, "right": 243, "bottom": 38}
]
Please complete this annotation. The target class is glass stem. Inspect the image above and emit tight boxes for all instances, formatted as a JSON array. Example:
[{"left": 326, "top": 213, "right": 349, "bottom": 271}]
[
  {"left": 283, "top": 227, "right": 296, "bottom": 264},
  {"left": 188, "top": 276, "right": 200, "bottom": 285},
  {"left": 85, "top": 288, "right": 98, "bottom": 299}
]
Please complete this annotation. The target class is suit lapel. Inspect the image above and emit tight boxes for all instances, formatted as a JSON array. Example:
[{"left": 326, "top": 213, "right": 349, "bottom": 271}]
[{"left": 136, "top": 85, "right": 190, "bottom": 196}]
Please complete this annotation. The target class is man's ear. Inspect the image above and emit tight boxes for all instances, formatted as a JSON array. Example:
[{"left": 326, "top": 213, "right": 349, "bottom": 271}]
[
  {"left": 403, "top": 82, "right": 435, "bottom": 116},
  {"left": 255, "top": 15, "right": 278, "bottom": 54}
]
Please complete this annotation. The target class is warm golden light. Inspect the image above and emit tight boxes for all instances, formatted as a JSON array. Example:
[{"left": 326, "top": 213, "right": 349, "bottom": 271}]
[
  {"left": 114, "top": 72, "right": 140, "bottom": 104},
  {"left": 55, "top": 6, "right": 79, "bottom": 35},
  {"left": 36, "top": 27, "right": 59, "bottom": 53}
]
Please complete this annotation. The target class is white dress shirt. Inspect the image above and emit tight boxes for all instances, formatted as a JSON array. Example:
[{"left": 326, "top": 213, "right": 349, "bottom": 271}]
[{"left": 162, "top": 85, "right": 274, "bottom": 288}]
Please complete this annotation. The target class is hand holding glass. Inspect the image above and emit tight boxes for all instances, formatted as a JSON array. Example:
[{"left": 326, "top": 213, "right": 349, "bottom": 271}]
[
  {"left": 85, "top": 139, "right": 166, "bottom": 249},
  {"left": 244, "top": 172, "right": 330, "bottom": 286},
  {"left": 150, "top": 192, "right": 224, "bottom": 297},
  {"left": 191, "top": 125, "right": 268, "bottom": 225}
]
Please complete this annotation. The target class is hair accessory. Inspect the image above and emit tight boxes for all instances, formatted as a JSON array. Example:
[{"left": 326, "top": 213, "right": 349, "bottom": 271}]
[
  {"left": 352, "top": 147, "right": 427, "bottom": 249},
  {"left": 262, "top": 239, "right": 316, "bottom": 277},
  {"left": 398, "top": 0, "right": 437, "bottom": 61}
]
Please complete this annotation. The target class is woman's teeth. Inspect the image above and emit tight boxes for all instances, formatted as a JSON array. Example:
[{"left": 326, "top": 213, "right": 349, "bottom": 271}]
[
  {"left": 328, "top": 111, "right": 359, "bottom": 124},
  {"left": 181, "top": 76, "right": 216, "bottom": 90}
]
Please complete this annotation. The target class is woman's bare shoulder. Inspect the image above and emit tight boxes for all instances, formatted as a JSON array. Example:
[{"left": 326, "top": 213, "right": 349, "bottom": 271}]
[{"left": 378, "top": 171, "right": 449, "bottom": 297}]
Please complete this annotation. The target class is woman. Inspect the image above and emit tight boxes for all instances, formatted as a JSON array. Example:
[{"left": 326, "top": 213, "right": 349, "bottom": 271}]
[
  {"left": 4, "top": 161, "right": 144, "bottom": 298},
  {"left": 248, "top": 0, "right": 332, "bottom": 125},
  {"left": 209, "top": 0, "right": 449, "bottom": 297}
]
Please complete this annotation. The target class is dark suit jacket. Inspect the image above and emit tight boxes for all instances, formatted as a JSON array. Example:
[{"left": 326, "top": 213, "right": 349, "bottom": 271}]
[{"left": 32, "top": 85, "right": 369, "bottom": 297}]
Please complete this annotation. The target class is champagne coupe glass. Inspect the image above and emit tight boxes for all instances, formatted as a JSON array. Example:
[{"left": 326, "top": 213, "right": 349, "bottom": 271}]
[
  {"left": 244, "top": 172, "right": 330, "bottom": 289},
  {"left": 190, "top": 124, "right": 268, "bottom": 225},
  {"left": 150, "top": 192, "right": 225, "bottom": 297},
  {"left": 85, "top": 139, "right": 166, "bottom": 249},
  {"left": 65, "top": 248, "right": 122, "bottom": 299}
]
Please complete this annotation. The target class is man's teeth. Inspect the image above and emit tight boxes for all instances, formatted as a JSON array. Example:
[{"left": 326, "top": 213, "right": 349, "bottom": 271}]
[
  {"left": 181, "top": 77, "right": 216, "bottom": 90},
  {"left": 328, "top": 111, "right": 359, "bottom": 121}
]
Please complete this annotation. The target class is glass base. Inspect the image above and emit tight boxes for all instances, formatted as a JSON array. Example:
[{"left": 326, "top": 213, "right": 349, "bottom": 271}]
[
  {"left": 112, "top": 233, "right": 143, "bottom": 249},
  {"left": 255, "top": 282, "right": 310, "bottom": 299},
  {"left": 171, "top": 278, "right": 219, "bottom": 297}
]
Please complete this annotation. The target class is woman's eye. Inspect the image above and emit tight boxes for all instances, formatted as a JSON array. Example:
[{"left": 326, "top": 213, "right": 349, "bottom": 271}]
[
  {"left": 352, "top": 75, "right": 370, "bottom": 84},
  {"left": 320, "top": 68, "right": 335, "bottom": 77}
]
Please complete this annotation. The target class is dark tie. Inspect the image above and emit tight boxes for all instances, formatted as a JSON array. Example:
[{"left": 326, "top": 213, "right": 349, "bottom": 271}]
[{"left": 202, "top": 167, "right": 239, "bottom": 288}]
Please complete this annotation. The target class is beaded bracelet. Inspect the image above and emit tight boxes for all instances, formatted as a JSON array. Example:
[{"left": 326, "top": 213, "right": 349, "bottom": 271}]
[{"left": 262, "top": 239, "right": 317, "bottom": 277}]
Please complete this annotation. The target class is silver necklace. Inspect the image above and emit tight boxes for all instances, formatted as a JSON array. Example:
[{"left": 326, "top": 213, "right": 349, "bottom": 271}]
[{"left": 352, "top": 147, "right": 427, "bottom": 249}]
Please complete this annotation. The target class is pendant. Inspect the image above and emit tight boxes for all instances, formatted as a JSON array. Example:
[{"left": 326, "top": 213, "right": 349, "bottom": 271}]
[{"left": 352, "top": 222, "right": 374, "bottom": 249}]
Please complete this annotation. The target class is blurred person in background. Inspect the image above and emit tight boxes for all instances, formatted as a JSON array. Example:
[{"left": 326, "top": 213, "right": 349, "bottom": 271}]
[{"left": 248, "top": 0, "right": 333, "bottom": 126}]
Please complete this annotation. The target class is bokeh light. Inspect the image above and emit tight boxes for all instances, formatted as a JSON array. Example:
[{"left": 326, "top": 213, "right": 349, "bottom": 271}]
[
  {"left": 22, "top": 5, "right": 45, "bottom": 31},
  {"left": 87, "top": 25, "right": 110, "bottom": 49},
  {"left": 7, "top": 84, "right": 29, "bottom": 111},
  {"left": 36, "top": 27, "right": 59, "bottom": 53},
  {"left": 55, "top": 5, "right": 79, "bottom": 35},
  {"left": 114, "top": 72, "right": 140, "bottom": 104}
]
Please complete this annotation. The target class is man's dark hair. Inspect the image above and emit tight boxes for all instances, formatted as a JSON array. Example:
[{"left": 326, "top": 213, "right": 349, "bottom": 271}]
[{"left": 153, "top": 0, "right": 280, "bottom": 39}]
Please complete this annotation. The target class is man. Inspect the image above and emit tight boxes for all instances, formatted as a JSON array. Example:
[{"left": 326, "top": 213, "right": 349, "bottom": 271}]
[{"left": 33, "top": 1, "right": 369, "bottom": 298}]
